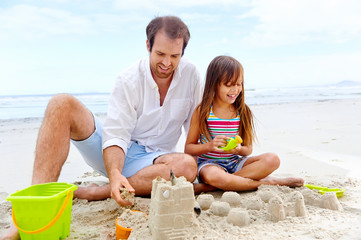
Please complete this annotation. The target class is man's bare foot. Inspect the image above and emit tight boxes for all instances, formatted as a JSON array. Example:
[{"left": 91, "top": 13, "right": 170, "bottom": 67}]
[
  {"left": 0, "top": 224, "right": 19, "bottom": 240},
  {"left": 73, "top": 183, "right": 111, "bottom": 201},
  {"left": 262, "top": 176, "right": 304, "bottom": 188},
  {"left": 193, "top": 183, "right": 217, "bottom": 194}
]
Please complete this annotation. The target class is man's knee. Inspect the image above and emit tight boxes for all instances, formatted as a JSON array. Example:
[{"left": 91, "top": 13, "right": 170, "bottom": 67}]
[
  {"left": 180, "top": 154, "right": 197, "bottom": 182},
  {"left": 158, "top": 153, "right": 197, "bottom": 182},
  {"left": 46, "top": 93, "right": 77, "bottom": 117}
]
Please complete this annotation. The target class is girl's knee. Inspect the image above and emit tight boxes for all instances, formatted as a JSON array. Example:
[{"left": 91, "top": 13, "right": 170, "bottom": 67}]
[
  {"left": 199, "top": 167, "right": 223, "bottom": 186},
  {"left": 264, "top": 153, "right": 280, "bottom": 170}
]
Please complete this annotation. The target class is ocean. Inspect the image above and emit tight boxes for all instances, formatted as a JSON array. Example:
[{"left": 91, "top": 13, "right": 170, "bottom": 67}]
[{"left": 1, "top": 83, "right": 361, "bottom": 120}]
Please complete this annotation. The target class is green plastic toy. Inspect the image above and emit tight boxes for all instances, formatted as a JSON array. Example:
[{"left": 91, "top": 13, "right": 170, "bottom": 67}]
[
  {"left": 304, "top": 184, "right": 345, "bottom": 198},
  {"left": 219, "top": 135, "right": 243, "bottom": 150}
]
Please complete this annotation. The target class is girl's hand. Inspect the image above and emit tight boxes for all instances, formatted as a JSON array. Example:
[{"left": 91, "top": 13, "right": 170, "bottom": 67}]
[
  {"left": 208, "top": 135, "right": 228, "bottom": 152},
  {"left": 223, "top": 143, "right": 242, "bottom": 154}
]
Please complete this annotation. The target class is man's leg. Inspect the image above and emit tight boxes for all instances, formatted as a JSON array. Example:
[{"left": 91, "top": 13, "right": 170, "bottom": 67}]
[
  {"left": 127, "top": 153, "right": 197, "bottom": 196},
  {"left": 1, "top": 94, "right": 97, "bottom": 240},
  {"left": 74, "top": 152, "right": 197, "bottom": 199},
  {"left": 32, "top": 93, "right": 96, "bottom": 184}
]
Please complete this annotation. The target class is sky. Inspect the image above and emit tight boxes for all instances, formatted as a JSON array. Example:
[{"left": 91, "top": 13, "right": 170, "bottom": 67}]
[{"left": 1, "top": 0, "right": 361, "bottom": 95}]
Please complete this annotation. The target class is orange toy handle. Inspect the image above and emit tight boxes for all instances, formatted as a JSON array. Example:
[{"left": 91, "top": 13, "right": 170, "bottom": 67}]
[{"left": 12, "top": 190, "right": 72, "bottom": 234}]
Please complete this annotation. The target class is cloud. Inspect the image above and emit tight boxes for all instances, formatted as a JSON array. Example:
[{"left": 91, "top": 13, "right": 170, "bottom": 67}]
[
  {"left": 245, "top": 51, "right": 361, "bottom": 88},
  {"left": 0, "top": 4, "right": 96, "bottom": 39},
  {"left": 0, "top": 4, "right": 139, "bottom": 40},
  {"left": 111, "top": 0, "right": 250, "bottom": 10},
  {"left": 239, "top": 0, "right": 361, "bottom": 47}
]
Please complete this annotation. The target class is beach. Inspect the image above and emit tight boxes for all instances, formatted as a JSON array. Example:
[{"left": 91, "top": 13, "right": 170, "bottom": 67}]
[{"left": 1, "top": 98, "right": 361, "bottom": 239}]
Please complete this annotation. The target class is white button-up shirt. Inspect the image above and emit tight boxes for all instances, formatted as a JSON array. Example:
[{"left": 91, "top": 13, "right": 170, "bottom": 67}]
[{"left": 102, "top": 57, "right": 202, "bottom": 155}]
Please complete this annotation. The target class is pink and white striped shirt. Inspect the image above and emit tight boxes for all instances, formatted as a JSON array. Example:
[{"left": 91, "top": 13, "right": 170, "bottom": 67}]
[{"left": 198, "top": 107, "right": 240, "bottom": 164}]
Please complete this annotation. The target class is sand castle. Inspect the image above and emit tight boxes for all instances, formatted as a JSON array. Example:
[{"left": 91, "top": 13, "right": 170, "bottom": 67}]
[
  {"left": 195, "top": 186, "right": 342, "bottom": 225},
  {"left": 148, "top": 176, "right": 196, "bottom": 240},
  {"left": 146, "top": 176, "right": 343, "bottom": 239}
]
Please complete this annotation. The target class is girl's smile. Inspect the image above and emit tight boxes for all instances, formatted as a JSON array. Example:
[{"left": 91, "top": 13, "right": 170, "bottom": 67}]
[
  {"left": 215, "top": 78, "right": 243, "bottom": 105},
  {"left": 227, "top": 93, "right": 238, "bottom": 101}
]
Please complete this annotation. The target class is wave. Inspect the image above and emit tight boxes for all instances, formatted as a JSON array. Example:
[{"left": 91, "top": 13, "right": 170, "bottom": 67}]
[{"left": 1, "top": 85, "right": 361, "bottom": 120}]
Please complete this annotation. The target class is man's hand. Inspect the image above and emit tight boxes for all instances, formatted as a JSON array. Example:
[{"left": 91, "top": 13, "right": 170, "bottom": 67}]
[
  {"left": 109, "top": 168, "right": 135, "bottom": 206},
  {"left": 103, "top": 145, "right": 135, "bottom": 206}
]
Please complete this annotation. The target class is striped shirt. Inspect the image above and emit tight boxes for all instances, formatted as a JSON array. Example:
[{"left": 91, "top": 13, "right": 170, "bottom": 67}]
[{"left": 198, "top": 107, "right": 240, "bottom": 166}]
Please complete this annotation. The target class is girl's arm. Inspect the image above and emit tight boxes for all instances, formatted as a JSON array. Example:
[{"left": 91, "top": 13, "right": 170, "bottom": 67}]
[{"left": 185, "top": 108, "right": 226, "bottom": 156}]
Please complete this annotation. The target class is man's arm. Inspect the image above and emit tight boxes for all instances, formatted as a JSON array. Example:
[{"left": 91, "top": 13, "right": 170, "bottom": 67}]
[
  {"left": 103, "top": 145, "right": 135, "bottom": 205},
  {"left": 102, "top": 69, "right": 140, "bottom": 206}
]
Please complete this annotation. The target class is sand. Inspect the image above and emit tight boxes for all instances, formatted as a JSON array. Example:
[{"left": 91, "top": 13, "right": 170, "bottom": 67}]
[{"left": 1, "top": 99, "right": 361, "bottom": 239}]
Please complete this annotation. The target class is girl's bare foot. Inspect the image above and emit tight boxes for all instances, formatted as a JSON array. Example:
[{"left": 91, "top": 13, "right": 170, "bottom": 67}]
[
  {"left": 193, "top": 183, "right": 217, "bottom": 194},
  {"left": 262, "top": 176, "right": 304, "bottom": 188}
]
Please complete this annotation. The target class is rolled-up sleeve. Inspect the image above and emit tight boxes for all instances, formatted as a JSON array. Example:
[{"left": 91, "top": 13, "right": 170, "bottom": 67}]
[{"left": 102, "top": 75, "right": 138, "bottom": 155}]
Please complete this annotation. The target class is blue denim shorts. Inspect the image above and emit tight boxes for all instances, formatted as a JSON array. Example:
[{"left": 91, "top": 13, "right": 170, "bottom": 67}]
[{"left": 71, "top": 116, "right": 169, "bottom": 178}]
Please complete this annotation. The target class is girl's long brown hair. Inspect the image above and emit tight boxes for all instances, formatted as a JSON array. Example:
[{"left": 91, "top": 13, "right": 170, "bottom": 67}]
[{"left": 199, "top": 55, "right": 255, "bottom": 146}]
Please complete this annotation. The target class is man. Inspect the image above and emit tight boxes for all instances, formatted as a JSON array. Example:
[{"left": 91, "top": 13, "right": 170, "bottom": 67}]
[
  {"left": 1, "top": 15, "right": 202, "bottom": 240},
  {"left": 99, "top": 15, "right": 202, "bottom": 205}
]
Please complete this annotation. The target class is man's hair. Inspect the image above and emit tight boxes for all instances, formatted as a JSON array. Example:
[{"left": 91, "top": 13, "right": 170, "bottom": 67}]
[{"left": 146, "top": 16, "right": 190, "bottom": 56}]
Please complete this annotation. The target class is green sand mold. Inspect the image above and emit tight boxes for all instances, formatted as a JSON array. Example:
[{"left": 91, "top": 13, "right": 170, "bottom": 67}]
[
  {"left": 304, "top": 184, "right": 345, "bottom": 198},
  {"left": 219, "top": 136, "right": 243, "bottom": 151}
]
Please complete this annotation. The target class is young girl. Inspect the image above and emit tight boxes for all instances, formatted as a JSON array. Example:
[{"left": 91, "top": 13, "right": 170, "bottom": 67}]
[{"left": 185, "top": 56, "right": 304, "bottom": 193}]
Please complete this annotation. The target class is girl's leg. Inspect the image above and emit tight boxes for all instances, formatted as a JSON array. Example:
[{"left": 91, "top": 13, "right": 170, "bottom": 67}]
[
  {"left": 235, "top": 153, "right": 280, "bottom": 180},
  {"left": 234, "top": 153, "right": 304, "bottom": 187},
  {"left": 199, "top": 165, "right": 265, "bottom": 191},
  {"left": 193, "top": 182, "right": 217, "bottom": 195}
]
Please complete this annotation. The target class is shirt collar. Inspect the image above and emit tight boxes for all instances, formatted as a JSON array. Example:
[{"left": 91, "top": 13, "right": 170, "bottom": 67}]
[{"left": 145, "top": 58, "right": 158, "bottom": 89}]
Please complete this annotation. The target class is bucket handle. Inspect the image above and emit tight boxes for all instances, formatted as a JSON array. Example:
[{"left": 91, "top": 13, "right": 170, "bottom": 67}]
[{"left": 12, "top": 190, "right": 73, "bottom": 234}]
